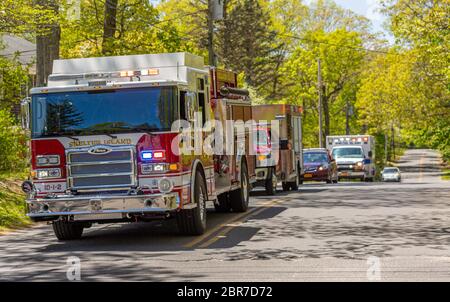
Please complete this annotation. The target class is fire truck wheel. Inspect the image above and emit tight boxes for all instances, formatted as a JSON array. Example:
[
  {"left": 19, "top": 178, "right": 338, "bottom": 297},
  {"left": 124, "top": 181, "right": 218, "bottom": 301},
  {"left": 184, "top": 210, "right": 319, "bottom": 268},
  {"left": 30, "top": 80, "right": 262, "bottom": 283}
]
[
  {"left": 289, "top": 164, "right": 300, "bottom": 191},
  {"left": 290, "top": 177, "right": 299, "bottom": 191},
  {"left": 230, "top": 163, "right": 250, "bottom": 212},
  {"left": 52, "top": 220, "right": 84, "bottom": 241},
  {"left": 264, "top": 168, "right": 277, "bottom": 196},
  {"left": 177, "top": 171, "right": 207, "bottom": 235},
  {"left": 214, "top": 193, "right": 231, "bottom": 212}
]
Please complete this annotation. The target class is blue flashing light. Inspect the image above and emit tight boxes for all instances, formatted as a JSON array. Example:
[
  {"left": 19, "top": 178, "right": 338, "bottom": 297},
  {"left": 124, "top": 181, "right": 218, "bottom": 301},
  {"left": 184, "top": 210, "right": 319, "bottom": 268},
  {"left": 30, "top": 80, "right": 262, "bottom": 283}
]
[{"left": 141, "top": 151, "right": 153, "bottom": 160}]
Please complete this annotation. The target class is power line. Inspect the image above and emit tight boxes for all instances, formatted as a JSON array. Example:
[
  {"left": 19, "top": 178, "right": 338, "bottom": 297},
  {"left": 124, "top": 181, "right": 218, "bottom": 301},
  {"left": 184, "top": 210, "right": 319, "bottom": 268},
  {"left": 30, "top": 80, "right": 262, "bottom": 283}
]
[{"left": 279, "top": 33, "right": 397, "bottom": 56}]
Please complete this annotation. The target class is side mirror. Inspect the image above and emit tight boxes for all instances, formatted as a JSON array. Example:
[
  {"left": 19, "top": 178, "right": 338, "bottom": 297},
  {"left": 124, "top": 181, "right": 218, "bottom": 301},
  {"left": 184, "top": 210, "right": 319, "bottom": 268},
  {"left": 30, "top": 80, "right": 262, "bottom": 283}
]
[{"left": 20, "top": 97, "right": 31, "bottom": 131}]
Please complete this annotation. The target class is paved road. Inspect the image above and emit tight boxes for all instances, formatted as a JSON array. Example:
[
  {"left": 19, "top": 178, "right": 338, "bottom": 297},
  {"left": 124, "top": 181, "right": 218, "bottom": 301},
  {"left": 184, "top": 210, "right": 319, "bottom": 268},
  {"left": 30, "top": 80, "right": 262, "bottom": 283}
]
[{"left": 0, "top": 149, "right": 449, "bottom": 281}]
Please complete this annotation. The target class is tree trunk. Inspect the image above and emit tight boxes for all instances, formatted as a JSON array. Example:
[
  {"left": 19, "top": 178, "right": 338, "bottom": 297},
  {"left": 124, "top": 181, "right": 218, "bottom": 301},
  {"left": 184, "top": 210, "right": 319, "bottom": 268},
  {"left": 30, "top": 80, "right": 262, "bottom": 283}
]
[
  {"left": 35, "top": 0, "right": 60, "bottom": 87},
  {"left": 102, "top": 0, "right": 118, "bottom": 55}
]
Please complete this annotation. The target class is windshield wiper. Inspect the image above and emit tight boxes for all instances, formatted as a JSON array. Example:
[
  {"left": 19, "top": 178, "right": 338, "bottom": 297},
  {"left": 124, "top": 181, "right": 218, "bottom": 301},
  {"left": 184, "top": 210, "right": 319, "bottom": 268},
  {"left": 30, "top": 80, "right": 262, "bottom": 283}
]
[
  {"left": 66, "top": 135, "right": 80, "bottom": 141},
  {"left": 45, "top": 132, "right": 80, "bottom": 141},
  {"left": 104, "top": 133, "right": 118, "bottom": 139}
]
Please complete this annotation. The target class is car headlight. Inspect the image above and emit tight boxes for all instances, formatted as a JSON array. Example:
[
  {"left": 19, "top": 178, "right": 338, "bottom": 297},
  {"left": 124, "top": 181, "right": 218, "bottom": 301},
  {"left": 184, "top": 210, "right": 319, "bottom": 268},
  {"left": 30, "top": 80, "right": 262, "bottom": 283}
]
[
  {"left": 318, "top": 166, "right": 324, "bottom": 171},
  {"left": 35, "top": 168, "right": 61, "bottom": 179},
  {"left": 158, "top": 178, "right": 173, "bottom": 193},
  {"left": 36, "top": 155, "right": 60, "bottom": 166}
]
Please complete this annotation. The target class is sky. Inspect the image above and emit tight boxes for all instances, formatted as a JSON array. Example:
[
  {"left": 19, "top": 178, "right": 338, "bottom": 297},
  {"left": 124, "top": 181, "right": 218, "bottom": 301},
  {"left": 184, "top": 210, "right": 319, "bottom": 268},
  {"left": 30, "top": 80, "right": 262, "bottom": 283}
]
[{"left": 303, "top": 0, "right": 393, "bottom": 42}]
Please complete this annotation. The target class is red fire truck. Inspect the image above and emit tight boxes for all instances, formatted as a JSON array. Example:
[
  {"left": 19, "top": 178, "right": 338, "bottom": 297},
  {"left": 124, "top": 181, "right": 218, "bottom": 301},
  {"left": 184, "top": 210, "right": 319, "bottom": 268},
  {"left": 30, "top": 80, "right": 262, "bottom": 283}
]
[
  {"left": 252, "top": 104, "right": 303, "bottom": 195},
  {"left": 20, "top": 52, "right": 255, "bottom": 240}
]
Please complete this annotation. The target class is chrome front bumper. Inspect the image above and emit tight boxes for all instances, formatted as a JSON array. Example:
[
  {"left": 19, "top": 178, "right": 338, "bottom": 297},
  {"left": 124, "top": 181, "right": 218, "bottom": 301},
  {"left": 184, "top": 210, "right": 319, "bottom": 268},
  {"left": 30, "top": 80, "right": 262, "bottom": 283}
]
[
  {"left": 26, "top": 192, "right": 181, "bottom": 220},
  {"left": 338, "top": 171, "right": 365, "bottom": 178}
]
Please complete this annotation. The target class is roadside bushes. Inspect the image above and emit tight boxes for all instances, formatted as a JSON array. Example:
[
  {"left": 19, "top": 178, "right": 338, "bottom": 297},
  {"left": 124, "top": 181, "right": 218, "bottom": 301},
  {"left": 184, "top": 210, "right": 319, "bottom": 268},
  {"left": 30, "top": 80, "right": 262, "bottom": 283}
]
[{"left": 0, "top": 109, "right": 27, "bottom": 172}]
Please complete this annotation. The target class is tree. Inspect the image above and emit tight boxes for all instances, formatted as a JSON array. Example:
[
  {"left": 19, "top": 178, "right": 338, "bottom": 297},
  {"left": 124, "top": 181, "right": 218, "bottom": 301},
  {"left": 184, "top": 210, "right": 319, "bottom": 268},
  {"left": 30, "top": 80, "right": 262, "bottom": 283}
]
[
  {"left": 282, "top": 29, "right": 365, "bottom": 144},
  {"left": 0, "top": 55, "right": 30, "bottom": 111},
  {"left": 0, "top": 0, "right": 55, "bottom": 34},
  {"left": 60, "top": 0, "right": 184, "bottom": 58},
  {"left": 382, "top": 0, "right": 450, "bottom": 80},
  {"left": 380, "top": 0, "right": 450, "bottom": 161},
  {"left": 102, "top": 0, "right": 119, "bottom": 55},
  {"left": 217, "top": 0, "right": 281, "bottom": 91},
  {"left": 35, "top": 0, "right": 60, "bottom": 87}
]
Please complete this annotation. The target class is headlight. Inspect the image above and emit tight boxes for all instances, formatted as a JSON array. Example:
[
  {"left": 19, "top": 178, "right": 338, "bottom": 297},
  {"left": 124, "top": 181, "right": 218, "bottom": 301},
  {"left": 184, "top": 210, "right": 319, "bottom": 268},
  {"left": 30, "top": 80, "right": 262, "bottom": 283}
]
[
  {"left": 318, "top": 166, "right": 324, "bottom": 171},
  {"left": 36, "top": 155, "right": 60, "bottom": 166},
  {"left": 158, "top": 178, "right": 173, "bottom": 193},
  {"left": 141, "top": 163, "right": 168, "bottom": 174},
  {"left": 35, "top": 168, "right": 61, "bottom": 179},
  {"left": 356, "top": 162, "right": 363, "bottom": 167}
]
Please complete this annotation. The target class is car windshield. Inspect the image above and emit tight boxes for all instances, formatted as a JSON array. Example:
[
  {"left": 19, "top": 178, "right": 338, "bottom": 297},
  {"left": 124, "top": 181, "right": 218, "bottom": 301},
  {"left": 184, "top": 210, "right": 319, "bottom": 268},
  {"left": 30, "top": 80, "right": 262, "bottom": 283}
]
[
  {"left": 383, "top": 168, "right": 399, "bottom": 174},
  {"left": 304, "top": 152, "right": 328, "bottom": 163},
  {"left": 255, "top": 129, "right": 269, "bottom": 146},
  {"left": 332, "top": 147, "right": 363, "bottom": 159},
  {"left": 31, "top": 87, "right": 178, "bottom": 138}
]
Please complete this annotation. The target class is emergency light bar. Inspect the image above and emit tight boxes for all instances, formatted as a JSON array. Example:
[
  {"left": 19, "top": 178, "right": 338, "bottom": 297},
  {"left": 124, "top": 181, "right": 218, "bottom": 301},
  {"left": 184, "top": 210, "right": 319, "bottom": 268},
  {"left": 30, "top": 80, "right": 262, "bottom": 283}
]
[
  {"left": 141, "top": 150, "right": 166, "bottom": 161},
  {"left": 49, "top": 68, "right": 160, "bottom": 82},
  {"left": 330, "top": 137, "right": 369, "bottom": 145}
]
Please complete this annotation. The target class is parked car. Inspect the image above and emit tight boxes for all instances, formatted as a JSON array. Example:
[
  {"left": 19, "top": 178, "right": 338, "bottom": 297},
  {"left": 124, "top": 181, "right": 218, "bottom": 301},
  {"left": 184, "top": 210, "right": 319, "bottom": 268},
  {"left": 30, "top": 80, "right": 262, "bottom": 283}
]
[
  {"left": 301, "top": 148, "right": 338, "bottom": 184},
  {"left": 381, "top": 167, "right": 401, "bottom": 182}
]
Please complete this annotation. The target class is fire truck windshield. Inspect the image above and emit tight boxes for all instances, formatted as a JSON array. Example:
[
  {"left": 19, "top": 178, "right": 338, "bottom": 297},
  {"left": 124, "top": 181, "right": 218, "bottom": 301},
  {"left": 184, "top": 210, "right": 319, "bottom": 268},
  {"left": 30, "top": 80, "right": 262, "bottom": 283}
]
[{"left": 31, "top": 87, "right": 178, "bottom": 138}]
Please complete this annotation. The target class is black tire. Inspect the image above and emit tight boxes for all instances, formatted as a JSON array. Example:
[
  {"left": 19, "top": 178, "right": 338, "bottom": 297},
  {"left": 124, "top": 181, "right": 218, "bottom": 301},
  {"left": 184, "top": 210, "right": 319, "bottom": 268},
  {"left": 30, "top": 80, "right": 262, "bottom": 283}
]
[
  {"left": 289, "top": 163, "right": 301, "bottom": 191},
  {"left": 282, "top": 182, "right": 290, "bottom": 191},
  {"left": 264, "top": 168, "right": 277, "bottom": 196},
  {"left": 332, "top": 179, "right": 338, "bottom": 184},
  {"left": 177, "top": 171, "right": 207, "bottom": 235},
  {"left": 214, "top": 193, "right": 231, "bottom": 213},
  {"left": 290, "top": 181, "right": 299, "bottom": 191},
  {"left": 230, "top": 162, "right": 250, "bottom": 212},
  {"left": 52, "top": 220, "right": 84, "bottom": 241}
]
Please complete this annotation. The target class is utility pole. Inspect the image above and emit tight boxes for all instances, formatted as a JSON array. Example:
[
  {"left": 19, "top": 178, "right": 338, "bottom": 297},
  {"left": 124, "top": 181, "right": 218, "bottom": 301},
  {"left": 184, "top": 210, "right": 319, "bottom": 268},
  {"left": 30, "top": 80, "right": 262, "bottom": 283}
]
[
  {"left": 392, "top": 125, "right": 396, "bottom": 161},
  {"left": 345, "top": 99, "right": 351, "bottom": 135},
  {"left": 385, "top": 132, "right": 388, "bottom": 163},
  {"left": 207, "top": 0, "right": 216, "bottom": 66},
  {"left": 317, "top": 58, "right": 323, "bottom": 148}
]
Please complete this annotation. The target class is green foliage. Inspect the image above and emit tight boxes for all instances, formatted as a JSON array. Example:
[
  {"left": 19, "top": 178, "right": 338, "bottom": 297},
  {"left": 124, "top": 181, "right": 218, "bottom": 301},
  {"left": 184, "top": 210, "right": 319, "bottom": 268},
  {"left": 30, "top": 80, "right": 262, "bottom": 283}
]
[
  {"left": 0, "top": 172, "right": 29, "bottom": 230},
  {"left": 0, "top": 109, "right": 27, "bottom": 172},
  {"left": 0, "top": 55, "right": 30, "bottom": 111},
  {"left": 59, "top": 0, "right": 187, "bottom": 58},
  {"left": 382, "top": 0, "right": 450, "bottom": 80},
  {"left": 0, "top": 0, "right": 56, "bottom": 35},
  {"left": 217, "top": 0, "right": 281, "bottom": 91}
]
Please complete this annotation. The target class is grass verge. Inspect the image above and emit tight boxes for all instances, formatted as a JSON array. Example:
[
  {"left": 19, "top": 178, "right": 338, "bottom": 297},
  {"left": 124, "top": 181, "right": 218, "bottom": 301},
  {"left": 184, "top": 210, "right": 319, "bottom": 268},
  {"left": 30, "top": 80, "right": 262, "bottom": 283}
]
[
  {"left": 0, "top": 172, "right": 31, "bottom": 232},
  {"left": 442, "top": 168, "right": 450, "bottom": 181}
]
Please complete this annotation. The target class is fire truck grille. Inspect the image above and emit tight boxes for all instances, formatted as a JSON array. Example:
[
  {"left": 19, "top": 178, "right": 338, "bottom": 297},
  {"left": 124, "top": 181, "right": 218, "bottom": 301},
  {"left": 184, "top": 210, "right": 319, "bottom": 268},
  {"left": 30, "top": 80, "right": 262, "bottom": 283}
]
[{"left": 67, "top": 147, "right": 136, "bottom": 190}]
